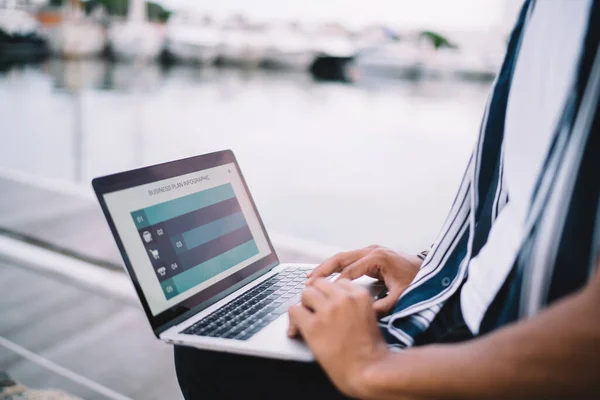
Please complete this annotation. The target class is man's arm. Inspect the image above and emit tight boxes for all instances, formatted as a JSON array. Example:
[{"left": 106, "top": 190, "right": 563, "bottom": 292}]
[
  {"left": 362, "top": 268, "right": 600, "bottom": 400},
  {"left": 289, "top": 267, "right": 600, "bottom": 400}
]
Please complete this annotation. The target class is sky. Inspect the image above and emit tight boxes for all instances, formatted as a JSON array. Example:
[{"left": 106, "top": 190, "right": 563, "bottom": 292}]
[{"left": 157, "top": 0, "right": 519, "bottom": 31}]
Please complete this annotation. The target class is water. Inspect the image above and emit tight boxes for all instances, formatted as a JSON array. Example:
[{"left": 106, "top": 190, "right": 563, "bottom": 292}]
[{"left": 0, "top": 59, "right": 490, "bottom": 254}]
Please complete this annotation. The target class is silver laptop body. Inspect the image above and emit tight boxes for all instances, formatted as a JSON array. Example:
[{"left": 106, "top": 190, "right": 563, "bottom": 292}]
[
  {"left": 93, "top": 150, "right": 321, "bottom": 361},
  {"left": 93, "top": 150, "right": 381, "bottom": 361}
]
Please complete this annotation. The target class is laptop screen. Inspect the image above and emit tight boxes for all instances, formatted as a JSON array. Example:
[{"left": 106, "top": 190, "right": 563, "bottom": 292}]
[{"left": 101, "top": 159, "right": 274, "bottom": 318}]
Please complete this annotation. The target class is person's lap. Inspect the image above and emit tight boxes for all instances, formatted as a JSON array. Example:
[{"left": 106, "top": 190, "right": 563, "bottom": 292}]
[
  {"left": 174, "top": 294, "right": 474, "bottom": 399},
  {"left": 174, "top": 345, "right": 353, "bottom": 400}
]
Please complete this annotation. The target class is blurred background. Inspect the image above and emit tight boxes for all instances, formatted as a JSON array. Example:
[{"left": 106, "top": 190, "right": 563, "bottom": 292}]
[{"left": 0, "top": 0, "right": 522, "bottom": 399}]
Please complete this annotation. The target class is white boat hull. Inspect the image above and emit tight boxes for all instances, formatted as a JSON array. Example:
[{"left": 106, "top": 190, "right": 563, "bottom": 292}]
[
  {"left": 262, "top": 49, "right": 315, "bottom": 70},
  {"left": 218, "top": 30, "right": 268, "bottom": 67},
  {"left": 47, "top": 21, "right": 106, "bottom": 58},
  {"left": 109, "top": 22, "right": 164, "bottom": 61},
  {"left": 167, "top": 39, "right": 219, "bottom": 64}
]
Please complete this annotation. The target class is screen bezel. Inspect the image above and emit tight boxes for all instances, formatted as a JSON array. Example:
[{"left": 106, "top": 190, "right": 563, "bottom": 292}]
[{"left": 92, "top": 150, "right": 280, "bottom": 335}]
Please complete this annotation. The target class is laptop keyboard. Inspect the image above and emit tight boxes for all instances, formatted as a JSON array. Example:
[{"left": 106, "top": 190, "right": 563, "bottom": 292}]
[{"left": 181, "top": 266, "right": 313, "bottom": 341}]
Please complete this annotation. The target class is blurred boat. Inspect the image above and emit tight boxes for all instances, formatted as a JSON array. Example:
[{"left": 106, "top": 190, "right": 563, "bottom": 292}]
[
  {"left": 307, "top": 23, "right": 356, "bottom": 80},
  {"left": 351, "top": 41, "right": 425, "bottom": 80},
  {"left": 423, "top": 31, "right": 503, "bottom": 81},
  {"left": 309, "top": 23, "right": 355, "bottom": 59},
  {"left": 108, "top": 0, "right": 164, "bottom": 61},
  {"left": 218, "top": 16, "right": 268, "bottom": 67},
  {"left": 447, "top": 50, "right": 500, "bottom": 81},
  {"left": 46, "top": 0, "right": 106, "bottom": 58},
  {"left": 449, "top": 37, "right": 504, "bottom": 81},
  {"left": 0, "top": 8, "right": 49, "bottom": 62},
  {"left": 353, "top": 25, "right": 397, "bottom": 53},
  {"left": 261, "top": 22, "right": 314, "bottom": 71},
  {"left": 165, "top": 13, "right": 220, "bottom": 65}
]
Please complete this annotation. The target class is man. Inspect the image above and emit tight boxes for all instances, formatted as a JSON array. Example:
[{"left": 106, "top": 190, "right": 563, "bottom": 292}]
[{"left": 175, "top": 1, "right": 600, "bottom": 398}]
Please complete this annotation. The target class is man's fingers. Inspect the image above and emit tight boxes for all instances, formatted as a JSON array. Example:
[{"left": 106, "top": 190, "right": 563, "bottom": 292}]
[
  {"left": 287, "top": 323, "right": 299, "bottom": 337},
  {"left": 307, "top": 248, "right": 372, "bottom": 284},
  {"left": 312, "top": 277, "right": 346, "bottom": 298},
  {"left": 337, "top": 279, "right": 373, "bottom": 304},
  {"left": 287, "top": 304, "right": 314, "bottom": 337},
  {"left": 373, "top": 289, "right": 401, "bottom": 314},
  {"left": 334, "top": 278, "right": 357, "bottom": 292},
  {"left": 338, "top": 256, "right": 375, "bottom": 281},
  {"left": 301, "top": 286, "right": 327, "bottom": 311},
  {"left": 307, "top": 250, "right": 362, "bottom": 281}
]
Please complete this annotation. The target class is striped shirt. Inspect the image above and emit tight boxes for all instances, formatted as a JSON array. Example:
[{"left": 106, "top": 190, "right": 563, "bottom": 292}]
[{"left": 381, "top": 0, "right": 600, "bottom": 348}]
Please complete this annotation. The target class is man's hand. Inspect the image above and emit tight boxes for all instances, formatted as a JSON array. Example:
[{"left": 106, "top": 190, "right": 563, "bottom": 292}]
[
  {"left": 287, "top": 278, "right": 389, "bottom": 398},
  {"left": 307, "top": 245, "right": 422, "bottom": 314}
]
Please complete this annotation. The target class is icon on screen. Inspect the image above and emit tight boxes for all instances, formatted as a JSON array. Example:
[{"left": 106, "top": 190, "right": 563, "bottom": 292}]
[
  {"left": 142, "top": 231, "right": 153, "bottom": 243},
  {"left": 148, "top": 249, "right": 160, "bottom": 260},
  {"left": 165, "top": 285, "right": 173, "bottom": 293},
  {"left": 157, "top": 267, "right": 166, "bottom": 276},
  {"left": 171, "top": 262, "right": 179, "bottom": 270},
  {"left": 156, "top": 228, "right": 164, "bottom": 236}
]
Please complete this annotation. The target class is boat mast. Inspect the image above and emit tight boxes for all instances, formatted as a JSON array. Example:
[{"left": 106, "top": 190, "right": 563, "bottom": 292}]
[{"left": 128, "top": 0, "right": 147, "bottom": 23}]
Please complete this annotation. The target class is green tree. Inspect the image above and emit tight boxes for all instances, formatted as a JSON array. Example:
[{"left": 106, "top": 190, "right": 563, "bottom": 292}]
[
  {"left": 82, "top": 0, "right": 171, "bottom": 22},
  {"left": 419, "top": 31, "right": 458, "bottom": 50}
]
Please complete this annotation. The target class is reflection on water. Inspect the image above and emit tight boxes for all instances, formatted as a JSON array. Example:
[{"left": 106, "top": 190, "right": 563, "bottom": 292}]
[{"left": 0, "top": 59, "right": 490, "bottom": 253}]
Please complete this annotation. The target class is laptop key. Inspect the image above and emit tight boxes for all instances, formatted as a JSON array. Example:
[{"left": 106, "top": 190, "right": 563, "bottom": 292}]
[
  {"left": 222, "top": 328, "right": 242, "bottom": 339},
  {"left": 263, "top": 313, "right": 279, "bottom": 323},
  {"left": 212, "top": 328, "right": 229, "bottom": 337},
  {"left": 181, "top": 269, "right": 310, "bottom": 339},
  {"left": 274, "top": 294, "right": 302, "bottom": 315},
  {"left": 255, "top": 319, "right": 269, "bottom": 329},
  {"left": 255, "top": 308, "right": 273, "bottom": 319}
]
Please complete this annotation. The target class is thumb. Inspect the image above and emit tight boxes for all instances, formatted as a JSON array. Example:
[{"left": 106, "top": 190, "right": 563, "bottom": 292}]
[
  {"left": 287, "top": 316, "right": 300, "bottom": 338},
  {"left": 287, "top": 323, "right": 299, "bottom": 338},
  {"left": 373, "top": 290, "right": 400, "bottom": 314}
]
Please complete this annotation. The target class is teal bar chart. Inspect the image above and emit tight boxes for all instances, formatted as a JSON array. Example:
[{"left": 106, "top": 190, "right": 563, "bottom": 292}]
[{"left": 130, "top": 184, "right": 258, "bottom": 299}]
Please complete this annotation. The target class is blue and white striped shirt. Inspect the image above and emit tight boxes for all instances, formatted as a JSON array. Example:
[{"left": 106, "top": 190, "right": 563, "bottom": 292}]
[{"left": 381, "top": 0, "right": 600, "bottom": 348}]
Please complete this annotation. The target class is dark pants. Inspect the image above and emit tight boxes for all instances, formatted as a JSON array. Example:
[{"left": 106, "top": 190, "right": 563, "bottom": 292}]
[
  {"left": 174, "top": 346, "right": 353, "bottom": 400},
  {"left": 175, "top": 293, "right": 472, "bottom": 400}
]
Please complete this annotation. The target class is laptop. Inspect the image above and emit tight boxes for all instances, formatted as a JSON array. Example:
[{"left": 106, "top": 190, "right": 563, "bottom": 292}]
[{"left": 93, "top": 150, "right": 384, "bottom": 361}]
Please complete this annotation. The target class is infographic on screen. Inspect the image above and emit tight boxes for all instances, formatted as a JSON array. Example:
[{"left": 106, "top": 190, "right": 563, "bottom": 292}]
[{"left": 131, "top": 183, "right": 259, "bottom": 300}]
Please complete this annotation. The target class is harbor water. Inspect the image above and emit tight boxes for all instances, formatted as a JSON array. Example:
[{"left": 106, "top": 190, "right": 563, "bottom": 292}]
[{"left": 0, "top": 59, "right": 490, "bottom": 255}]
